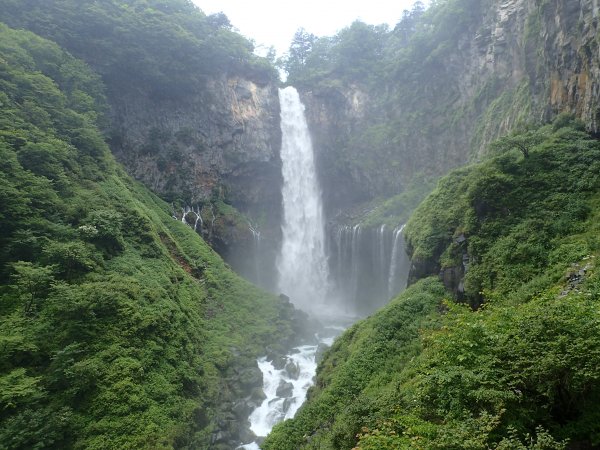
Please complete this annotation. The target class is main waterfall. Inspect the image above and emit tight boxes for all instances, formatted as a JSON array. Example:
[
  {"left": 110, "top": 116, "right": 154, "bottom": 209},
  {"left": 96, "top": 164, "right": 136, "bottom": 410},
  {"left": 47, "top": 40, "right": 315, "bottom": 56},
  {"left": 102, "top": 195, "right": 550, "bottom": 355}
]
[
  {"left": 240, "top": 87, "right": 338, "bottom": 449},
  {"left": 240, "top": 87, "right": 412, "bottom": 449},
  {"left": 276, "top": 86, "right": 331, "bottom": 311}
]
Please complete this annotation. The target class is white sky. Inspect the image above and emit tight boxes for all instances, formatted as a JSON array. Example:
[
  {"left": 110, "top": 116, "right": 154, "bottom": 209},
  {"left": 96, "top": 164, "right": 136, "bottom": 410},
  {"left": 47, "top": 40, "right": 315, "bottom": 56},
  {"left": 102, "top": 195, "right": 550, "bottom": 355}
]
[{"left": 192, "top": 0, "right": 429, "bottom": 56}]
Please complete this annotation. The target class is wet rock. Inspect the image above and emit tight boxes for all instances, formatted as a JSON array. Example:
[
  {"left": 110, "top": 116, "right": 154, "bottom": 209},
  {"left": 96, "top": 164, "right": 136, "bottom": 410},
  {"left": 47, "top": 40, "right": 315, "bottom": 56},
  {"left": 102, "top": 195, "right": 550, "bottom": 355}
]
[
  {"left": 276, "top": 380, "right": 294, "bottom": 398},
  {"left": 454, "top": 233, "right": 467, "bottom": 244},
  {"left": 283, "top": 398, "right": 297, "bottom": 413},
  {"left": 249, "top": 387, "right": 266, "bottom": 403},
  {"left": 560, "top": 262, "right": 592, "bottom": 297},
  {"left": 282, "top": 397, "right": 296, "bottom": 414},
  {"left": 232, "top": 400, "right": 253, "bottom": 419},
  {"left": 238, "top": 366, "right": 263, "bottom": 390},
  {"left": 239, "top": 427, "right": 257, "bottom": 444},
  {"left": 284, "top": 360, "right": 300, "bottom": 380},
  {"left": 271, "top": 356, "right": 287, "bottom": 370}
]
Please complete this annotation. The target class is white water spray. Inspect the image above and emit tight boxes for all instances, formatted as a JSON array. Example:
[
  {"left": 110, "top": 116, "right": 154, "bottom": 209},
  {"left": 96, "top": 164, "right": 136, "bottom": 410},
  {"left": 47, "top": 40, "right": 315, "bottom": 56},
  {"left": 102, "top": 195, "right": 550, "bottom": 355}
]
[
  {"left": 388, "top": 224, "right": 408, "bottom": 298},
  {"left": 276, "top": 86, "right": 330, "bottom": 310},
  {"left": 181, "top": 205, "right": 203, "bottom": 232}
]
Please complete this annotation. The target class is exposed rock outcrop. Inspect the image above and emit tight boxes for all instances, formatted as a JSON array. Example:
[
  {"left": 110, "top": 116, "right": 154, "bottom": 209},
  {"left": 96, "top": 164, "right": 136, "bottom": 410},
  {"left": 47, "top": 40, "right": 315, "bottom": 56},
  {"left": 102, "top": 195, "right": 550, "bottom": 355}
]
[
  {"left": 299, "top": 0, "right": 600, "bottom": 218},
  {"left": 108, "top": 76, "right": 283, "bottom": 288},
  {"left": 109, "top": 75, "right": 281, "bottom": 212}
]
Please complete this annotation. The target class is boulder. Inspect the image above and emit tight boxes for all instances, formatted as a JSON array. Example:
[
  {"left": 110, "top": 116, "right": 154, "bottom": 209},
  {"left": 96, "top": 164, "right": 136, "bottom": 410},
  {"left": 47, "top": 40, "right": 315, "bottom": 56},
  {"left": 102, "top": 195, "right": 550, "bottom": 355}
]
[
  {"left": 276, "top": 380, "right": 294, "bottom": 398},
  {"left": 284, "top": 360, "right": 300, "bottom": 380}
]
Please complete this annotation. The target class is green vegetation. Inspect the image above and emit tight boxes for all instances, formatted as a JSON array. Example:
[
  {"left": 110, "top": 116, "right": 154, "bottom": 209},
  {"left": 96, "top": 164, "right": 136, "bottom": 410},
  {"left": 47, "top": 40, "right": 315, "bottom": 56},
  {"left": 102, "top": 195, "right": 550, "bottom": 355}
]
[
  {"left": 360, "top": 176, "right": 436, "bottom": 227},
  {"left": 0, "top": 24, "right": 294, "bottom": 449},
  {"left": 264, "top": 118, "right": 600, "bottom": 449},
  {"left": 406, "top": 115, "right": 600, "bottom": 305},
  {"left": 0, "top": 0, "right": 277, "bottom": 97},
  {"left": 263, "top": 278, "right": 447, "bottom": 450}
]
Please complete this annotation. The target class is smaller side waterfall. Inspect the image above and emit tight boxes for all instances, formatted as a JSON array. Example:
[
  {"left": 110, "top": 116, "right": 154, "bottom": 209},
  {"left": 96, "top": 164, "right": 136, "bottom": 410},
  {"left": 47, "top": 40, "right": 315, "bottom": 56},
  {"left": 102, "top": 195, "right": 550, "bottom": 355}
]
[
  {"left": 328, "top": 223, "right": 410, "bottom": 315},
  {"left": 248, "top": 223, "right": 262, "bottom": 287},
  {"left": 181, "top": 205, "right": 203, "bottom": 232},
  {"left": 388, "top": 225, "right": 410, "bottom": 298}
]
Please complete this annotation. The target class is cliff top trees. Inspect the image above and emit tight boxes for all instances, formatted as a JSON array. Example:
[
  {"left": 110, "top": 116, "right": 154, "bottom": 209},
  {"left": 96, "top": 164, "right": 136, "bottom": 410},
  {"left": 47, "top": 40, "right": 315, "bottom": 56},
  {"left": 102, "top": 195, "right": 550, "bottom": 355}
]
[{"left": 0, "top": 0, "right": 278, "bottom": 96}]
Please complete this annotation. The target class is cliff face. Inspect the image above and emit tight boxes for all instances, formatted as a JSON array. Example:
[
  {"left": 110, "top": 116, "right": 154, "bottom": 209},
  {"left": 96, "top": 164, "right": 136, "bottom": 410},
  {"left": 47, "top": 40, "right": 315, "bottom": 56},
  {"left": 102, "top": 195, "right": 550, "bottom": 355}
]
[
  {"left": 109, "top": 75, "right": 281, "bottom": 214},
  {"left": 298, "top": 0, "right": 600, "bottom": 221},
  {"left": 537, "top": 0, "right": 600, "bottom": 131},
  {"left": 107, "top": 76, "right": 283, "bottom": 287},
  {"left": 301, "top": 86, "right": 371, "bottom": 214}
]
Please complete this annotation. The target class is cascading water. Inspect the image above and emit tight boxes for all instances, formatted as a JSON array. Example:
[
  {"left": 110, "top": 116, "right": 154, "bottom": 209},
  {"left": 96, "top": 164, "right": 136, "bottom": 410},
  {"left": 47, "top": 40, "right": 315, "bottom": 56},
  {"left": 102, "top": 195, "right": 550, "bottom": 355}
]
[
  {"left": 240, "top": 87, "right": 335, "bottom": 449},
  {"left": 388, "top": 225, "right": 410, "bottom": 298},
  {"left": 276, "top": 86, "right": 331, "bottom": 311},
  {"left": 328, "top": 223, "right": 411, "bottom": 315},
  {"left": 241, "top": 88, "right": 412, "bottom": 448},
  {"left": 248, "top": 222, "right": 262, "bottom": 287},
  {"left": 180, "top": 205, "right": 203, "bottom": 232}
]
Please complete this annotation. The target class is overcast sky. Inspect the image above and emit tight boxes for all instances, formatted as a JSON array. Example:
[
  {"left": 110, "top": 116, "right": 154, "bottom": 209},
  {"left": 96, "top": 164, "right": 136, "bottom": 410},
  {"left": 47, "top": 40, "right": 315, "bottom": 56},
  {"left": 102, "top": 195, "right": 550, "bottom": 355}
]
[{"left": 192, "top": 0, "right": 429, "bottom": 56}]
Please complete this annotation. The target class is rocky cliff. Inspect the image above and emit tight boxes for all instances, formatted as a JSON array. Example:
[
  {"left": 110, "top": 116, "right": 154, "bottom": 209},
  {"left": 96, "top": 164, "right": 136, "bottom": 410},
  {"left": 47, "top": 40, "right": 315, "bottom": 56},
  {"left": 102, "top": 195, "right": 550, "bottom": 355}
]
[
  {"left": 109, "top": 76, "right": 281, "bottom": 210},
  {"left": 108, "top": 76, "right": 283, "bottom": 288},
  {"left": 296, "top": 0, "right": 600, "bottom": 222}
]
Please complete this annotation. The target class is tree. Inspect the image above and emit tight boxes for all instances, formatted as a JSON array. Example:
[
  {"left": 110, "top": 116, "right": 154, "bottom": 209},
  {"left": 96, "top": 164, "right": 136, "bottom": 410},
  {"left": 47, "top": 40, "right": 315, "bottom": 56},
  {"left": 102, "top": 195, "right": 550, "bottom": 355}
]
[
  {"left": 283, "top": 28, "right": 317, "bottom": 75},
  {"left": 490, "top": 127, "right": 546, "bottom": 158},
  {"left": 10, "top": 262, "right": 55, "bottom": 315},
  {"left": 207, "top": 12, "right": 232, "bottom": 30}
]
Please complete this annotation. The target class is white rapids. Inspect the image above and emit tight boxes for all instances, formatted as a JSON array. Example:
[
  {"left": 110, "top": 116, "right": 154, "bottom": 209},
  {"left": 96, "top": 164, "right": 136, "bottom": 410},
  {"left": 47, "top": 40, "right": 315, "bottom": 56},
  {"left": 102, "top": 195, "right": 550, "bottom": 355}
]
[{"left": 238, "top": 336, "right": 335, "bottom": 449}]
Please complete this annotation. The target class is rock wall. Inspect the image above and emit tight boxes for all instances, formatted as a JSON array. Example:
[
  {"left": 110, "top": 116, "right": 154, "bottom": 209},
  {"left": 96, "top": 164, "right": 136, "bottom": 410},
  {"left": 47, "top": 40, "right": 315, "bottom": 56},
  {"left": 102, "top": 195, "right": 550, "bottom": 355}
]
[
  {"left": 298, "top": 0, "right": 600, "bottom": 220},
  {"left": 107, "top": 76, "right": 282, "bottom": 287},
  {"left": 109, "top": 75, "right": 281, "bottom": 210}
]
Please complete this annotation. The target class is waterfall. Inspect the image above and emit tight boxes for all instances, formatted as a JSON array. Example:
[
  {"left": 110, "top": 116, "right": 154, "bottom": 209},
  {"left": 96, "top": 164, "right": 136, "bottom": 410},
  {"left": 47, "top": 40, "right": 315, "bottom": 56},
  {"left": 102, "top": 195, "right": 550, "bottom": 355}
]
[
  {"left": 378, "top": 225, "right": 387, "bottom": 282},
  {"left": 276, "top": 86, "right": 330, "bottom": 311},
  {"left": 248, "top": 222, "right": 262, "bottom": 287},
  {"left": 327, "top": 223, "right": 410, "bottom": 314},
  {"left": 181, "top": 205, "right": 203, "bottom": 232},
  {"left": 387, "top": 224, "right": 409, "bottom": 299},
  {"left": 239, "top": 87, "right": 337, "bottom": 449}
]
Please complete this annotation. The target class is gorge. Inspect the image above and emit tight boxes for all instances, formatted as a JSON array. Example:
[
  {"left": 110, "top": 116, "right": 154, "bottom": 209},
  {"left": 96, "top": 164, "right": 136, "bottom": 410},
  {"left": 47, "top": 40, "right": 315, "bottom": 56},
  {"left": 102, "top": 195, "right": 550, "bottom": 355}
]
[{"left": 1, "top": 0, "right": 600, "bottom": 449}]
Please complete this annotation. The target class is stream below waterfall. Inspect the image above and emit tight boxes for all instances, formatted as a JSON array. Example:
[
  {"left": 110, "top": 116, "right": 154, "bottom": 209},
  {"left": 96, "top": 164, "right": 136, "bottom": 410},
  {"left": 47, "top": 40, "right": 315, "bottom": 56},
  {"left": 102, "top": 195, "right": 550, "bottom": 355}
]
[{"left": 238, "top": 325, "right": 345, "bottom": 449}]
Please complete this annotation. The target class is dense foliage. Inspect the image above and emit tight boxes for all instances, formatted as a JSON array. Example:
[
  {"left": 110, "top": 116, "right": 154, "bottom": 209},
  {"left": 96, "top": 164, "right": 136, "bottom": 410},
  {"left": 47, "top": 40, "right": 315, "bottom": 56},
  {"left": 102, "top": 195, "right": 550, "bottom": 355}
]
[
  {"left": 264, "top": 119, "right": 600, "bottom": 449},
  {"left": 0, "top": 24, "right": 294, "bottom": 449},
  {"left": 0, "top": 0, "right": 277, "bottom": 97},
  {"left": 406, "top": 116, "right": 600, "bottom": 306},
  {"left": 263, "top": 278, "right": 446, "bottom": 450}
]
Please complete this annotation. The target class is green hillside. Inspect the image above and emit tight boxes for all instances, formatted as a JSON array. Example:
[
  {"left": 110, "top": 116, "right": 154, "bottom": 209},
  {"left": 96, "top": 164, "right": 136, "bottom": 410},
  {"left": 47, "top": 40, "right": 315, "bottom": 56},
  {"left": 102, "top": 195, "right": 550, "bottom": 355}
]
[
  {"left": 263, "top": 117, "right": 600, "bottom": 449},
  {"left": 0, "top": 24, "right": 295, "bottom": 449}
]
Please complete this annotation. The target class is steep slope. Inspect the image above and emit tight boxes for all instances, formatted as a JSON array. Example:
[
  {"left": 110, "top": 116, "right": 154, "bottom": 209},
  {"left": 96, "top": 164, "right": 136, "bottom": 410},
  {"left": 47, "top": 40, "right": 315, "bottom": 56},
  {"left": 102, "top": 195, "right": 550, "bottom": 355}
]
[
  {"left": 0, "top": 0, "right": 284, "bottom": 286},
  {"left": 263, "top": 118, "right": 600, "bottom": 449},
  {"left": 0, "top": 24, "right": 299, "bottom": 449}
]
